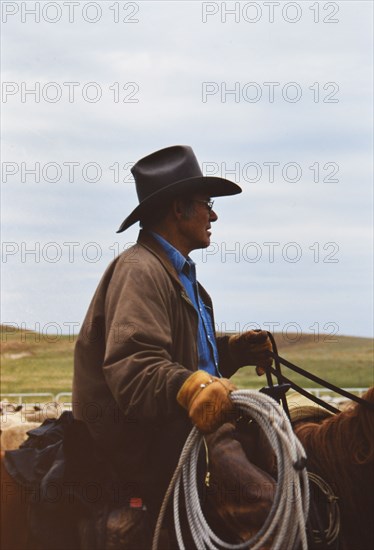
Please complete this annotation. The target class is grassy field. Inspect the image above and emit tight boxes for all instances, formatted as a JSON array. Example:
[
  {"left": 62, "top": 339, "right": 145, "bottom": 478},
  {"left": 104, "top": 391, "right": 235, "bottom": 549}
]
[
  {"left": 231, "top": 333, "right": 373, "bottom": 390},
  {"left": 1, "top": 325, "right": 75, "bottom": 395},
  {"left": 1, "top": 325, "right": 373, "bottom": 396}
]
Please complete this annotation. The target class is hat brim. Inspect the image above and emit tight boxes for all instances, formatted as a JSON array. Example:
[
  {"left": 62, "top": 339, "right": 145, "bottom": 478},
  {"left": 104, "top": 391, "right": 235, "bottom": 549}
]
[{"left": 116, "top": 176, "right": 242, "bottom": 233}]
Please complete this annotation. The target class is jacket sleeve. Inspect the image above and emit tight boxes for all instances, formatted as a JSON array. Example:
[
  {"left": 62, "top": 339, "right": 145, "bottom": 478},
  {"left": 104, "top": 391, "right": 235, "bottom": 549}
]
[
  {"left": 101, "top": 253, "right": 191, "bottom": 422},
  {"left": 216, "top": 334, "right": 237, "bottom": 378}
]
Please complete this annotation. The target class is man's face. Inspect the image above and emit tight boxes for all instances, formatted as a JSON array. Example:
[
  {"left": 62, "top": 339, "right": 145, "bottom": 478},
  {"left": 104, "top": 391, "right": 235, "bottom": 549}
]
[{"left": 178, "top": 194, "right": 218, "bottom": 253}]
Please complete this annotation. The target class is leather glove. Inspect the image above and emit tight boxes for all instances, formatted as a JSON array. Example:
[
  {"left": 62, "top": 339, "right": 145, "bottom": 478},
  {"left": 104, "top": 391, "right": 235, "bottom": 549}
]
[
  {"left": 228, "top": 330, "right": 273, "bottom": 376},
  {"left": 177, "top": 370, "right": 237, "bottom": 433}
]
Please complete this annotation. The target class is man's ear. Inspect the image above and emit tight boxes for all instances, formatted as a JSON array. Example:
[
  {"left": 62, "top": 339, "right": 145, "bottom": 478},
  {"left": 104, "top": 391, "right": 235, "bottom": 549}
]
[{"left": 173, "top": 197, "right": 184, "bottom": 218}]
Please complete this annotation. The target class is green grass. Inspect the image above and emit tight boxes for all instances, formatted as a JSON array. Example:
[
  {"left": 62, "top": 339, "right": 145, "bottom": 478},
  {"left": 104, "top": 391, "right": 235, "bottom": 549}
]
[
  {"left": 1, "top": 325, "right": 75, "bottom": 394},
  {"left": 1, "top": 326, "right": 373, "bottom": 396}
]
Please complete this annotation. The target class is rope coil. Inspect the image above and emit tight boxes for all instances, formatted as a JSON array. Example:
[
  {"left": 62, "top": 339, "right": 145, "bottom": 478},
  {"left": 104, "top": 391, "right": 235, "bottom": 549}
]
[
  {"left": 152, "top": 390, "right": 310, "bottom": 550},
  {"left": 307, "top": 472, "right": 340, "bottom": 546}
]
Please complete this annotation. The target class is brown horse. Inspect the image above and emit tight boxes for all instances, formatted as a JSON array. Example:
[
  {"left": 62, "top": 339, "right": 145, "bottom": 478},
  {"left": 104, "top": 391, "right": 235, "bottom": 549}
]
[
  {"left": 1, "top": 451, "right": 31, "bottom": 550},
  {"left": 0, "top": 423, "right": 276, "bottom": 550},
  {"left": 205, "top": 387, "right": 374, "bottom": 549},
  {"left": 1, "top": 388, "right": 373, "bottom": 549},
  {"left": 294, "top": 387, "right": 374, "bottom": 550}
]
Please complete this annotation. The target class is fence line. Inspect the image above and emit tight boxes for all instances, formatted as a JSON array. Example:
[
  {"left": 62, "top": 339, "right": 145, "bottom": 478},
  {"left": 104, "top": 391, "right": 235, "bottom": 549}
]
[
  {"left": 0, "top": 392, "right": 56, "bottom": 404},
  {"left": 297, "top": 387, "right": 368, "bottom": 398}
]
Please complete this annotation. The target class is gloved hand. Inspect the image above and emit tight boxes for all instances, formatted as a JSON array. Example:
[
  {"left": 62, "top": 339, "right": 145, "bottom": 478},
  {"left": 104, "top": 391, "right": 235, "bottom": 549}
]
[
  {"left": 228, "top": 330, "right": 273, "bottom": 376},
  {"left": 177, "top": 370, "right": 237, "bottom": 433}
]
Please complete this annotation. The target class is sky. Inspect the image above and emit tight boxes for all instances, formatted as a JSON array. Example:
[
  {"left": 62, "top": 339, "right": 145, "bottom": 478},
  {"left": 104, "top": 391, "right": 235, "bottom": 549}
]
[{"left": 1, "top": 0, "right": 373, "bottom": 344}]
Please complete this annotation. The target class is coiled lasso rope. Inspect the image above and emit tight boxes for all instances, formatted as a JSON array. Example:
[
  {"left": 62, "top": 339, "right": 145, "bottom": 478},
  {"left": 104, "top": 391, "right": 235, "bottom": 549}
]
[{"left": 152, "top": 389, "right": 310, "bottom": 550}]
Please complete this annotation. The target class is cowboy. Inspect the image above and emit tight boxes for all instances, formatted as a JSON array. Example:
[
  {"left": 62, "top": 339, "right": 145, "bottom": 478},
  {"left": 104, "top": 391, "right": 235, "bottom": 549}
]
[{"left": 72, "top": 145, "right": 272, "bottom": 547}]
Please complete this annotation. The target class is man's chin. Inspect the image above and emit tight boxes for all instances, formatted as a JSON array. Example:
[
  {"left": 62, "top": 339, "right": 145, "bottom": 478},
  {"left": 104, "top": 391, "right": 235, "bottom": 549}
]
[{"left": 192, "top": 239, "right": 211, "bottom": 251}]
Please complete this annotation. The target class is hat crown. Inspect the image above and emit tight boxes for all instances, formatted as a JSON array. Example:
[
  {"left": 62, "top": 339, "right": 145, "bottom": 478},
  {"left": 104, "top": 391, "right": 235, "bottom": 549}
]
[{"left": 131, "top": 145, "right": 203, "bottom": 202}]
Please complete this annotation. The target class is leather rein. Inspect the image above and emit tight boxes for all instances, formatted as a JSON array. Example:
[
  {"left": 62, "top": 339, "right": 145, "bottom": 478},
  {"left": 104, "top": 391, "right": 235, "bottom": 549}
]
[{"left": 262, "top": 332, "right": 374, "bottom": 416}]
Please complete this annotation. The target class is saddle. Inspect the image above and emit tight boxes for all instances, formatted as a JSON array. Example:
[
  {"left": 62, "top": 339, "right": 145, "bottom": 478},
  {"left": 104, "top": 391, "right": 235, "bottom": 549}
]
[
  {"left": 287, "top": 396, "right": 335, "bottom": 425},
  {"left": 4, "top": 412, "right": 153, "bottom": 550}
]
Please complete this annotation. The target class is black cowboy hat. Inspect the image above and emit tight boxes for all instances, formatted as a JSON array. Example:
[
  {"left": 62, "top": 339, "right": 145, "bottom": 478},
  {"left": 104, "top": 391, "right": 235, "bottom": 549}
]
[{"left": 116, "top": 145, "right": 242, "bottom": 233}]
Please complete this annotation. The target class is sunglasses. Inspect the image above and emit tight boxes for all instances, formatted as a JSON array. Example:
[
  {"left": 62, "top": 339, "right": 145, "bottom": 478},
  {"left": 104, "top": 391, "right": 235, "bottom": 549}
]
[{"left": 192, "top": 199, "right": 214, "bottom": 212}]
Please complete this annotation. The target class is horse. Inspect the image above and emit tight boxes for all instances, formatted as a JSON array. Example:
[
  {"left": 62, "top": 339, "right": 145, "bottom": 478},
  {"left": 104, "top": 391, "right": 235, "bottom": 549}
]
[
  {"left": 1, "top": 388, "right": 373, "bottom": 549},
  {"left": 203, "top": 387, "right": 374, "bottom": 550},
  {"left": 1, "top": 450, "right": 30, "bottom": 550},
  {"left": 0, "top": 425, "right": 276, "bottom": 550},
  {"left": 293, "top": 387, "right": 374, "bottom": 550}
]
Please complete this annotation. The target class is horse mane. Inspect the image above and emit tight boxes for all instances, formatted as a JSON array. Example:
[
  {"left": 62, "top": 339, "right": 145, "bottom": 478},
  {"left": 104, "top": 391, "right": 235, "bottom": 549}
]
[
  {"left": 295, "top": 387, "right": 374, "bottom": 468},
  {"left": 295, "top": 387, "right": 374, "bottom": 548}
]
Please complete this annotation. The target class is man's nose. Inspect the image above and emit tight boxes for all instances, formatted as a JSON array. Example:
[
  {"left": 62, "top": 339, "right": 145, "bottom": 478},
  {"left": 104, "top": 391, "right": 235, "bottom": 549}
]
[{"left": 209, "top": 209, "right": 218, "bottom": 222}]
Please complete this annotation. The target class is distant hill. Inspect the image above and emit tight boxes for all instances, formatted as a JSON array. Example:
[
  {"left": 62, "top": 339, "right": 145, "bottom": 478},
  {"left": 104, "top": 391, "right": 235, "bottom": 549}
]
[{"left": 1, "top": 325, "right": 373, "bottom": 395}]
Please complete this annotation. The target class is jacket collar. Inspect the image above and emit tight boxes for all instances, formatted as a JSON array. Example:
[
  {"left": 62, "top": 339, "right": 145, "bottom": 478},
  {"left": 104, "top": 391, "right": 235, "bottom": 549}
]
[
  {"left": 137, "top": 230, "right": 186, "bottom": 291},
  {"left": 137, "top": 230, "right": 213, "bottom": 309},
  {"left": 149, "top": 231, "right": 197, "bottom": 280}
]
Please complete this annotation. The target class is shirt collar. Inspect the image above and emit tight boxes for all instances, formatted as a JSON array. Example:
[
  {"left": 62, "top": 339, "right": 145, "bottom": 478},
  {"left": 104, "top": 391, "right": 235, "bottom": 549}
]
[{"left": 149, "top": 231, "right": 196, "bottom": 276}]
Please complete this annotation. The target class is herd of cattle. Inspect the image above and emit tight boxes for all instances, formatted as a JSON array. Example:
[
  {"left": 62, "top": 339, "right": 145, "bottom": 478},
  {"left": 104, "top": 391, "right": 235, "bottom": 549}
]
[{"left": 0, "top": 400, "right": 67, "bottom": 450}]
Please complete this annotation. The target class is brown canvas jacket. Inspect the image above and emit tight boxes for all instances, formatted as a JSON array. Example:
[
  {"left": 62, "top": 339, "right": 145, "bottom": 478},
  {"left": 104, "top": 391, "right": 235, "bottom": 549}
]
[{"left": 72, "top": 230, "right": 232, "bottom": 512}]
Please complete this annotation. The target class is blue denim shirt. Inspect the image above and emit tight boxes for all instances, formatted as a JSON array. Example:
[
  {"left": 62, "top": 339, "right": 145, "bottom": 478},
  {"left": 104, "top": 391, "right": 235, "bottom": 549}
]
[{"left": 150, "top": 232, "right": 219, "bottom": 376}]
